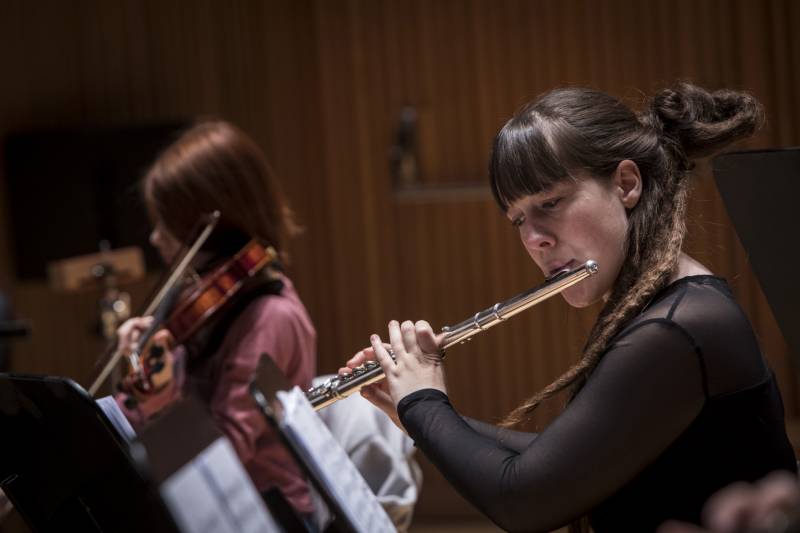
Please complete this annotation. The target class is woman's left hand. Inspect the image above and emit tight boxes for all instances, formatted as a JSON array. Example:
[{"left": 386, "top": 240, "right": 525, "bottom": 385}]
[{"left": 367, "top": 319, "right": 447, "bottom": 409}]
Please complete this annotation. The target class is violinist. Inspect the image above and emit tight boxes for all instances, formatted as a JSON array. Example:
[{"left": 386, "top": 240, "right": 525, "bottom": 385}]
[{"left": 114, "top": 120, "right": 317, "bottom": 518}]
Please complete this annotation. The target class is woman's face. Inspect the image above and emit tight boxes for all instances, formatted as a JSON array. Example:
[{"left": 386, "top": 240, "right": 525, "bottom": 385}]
[
  {"left": 149, "top": 220, "right": 182, "bottom": 264},
  {"left": 505, "top": 162, "right": 641, "bottom": 308}
]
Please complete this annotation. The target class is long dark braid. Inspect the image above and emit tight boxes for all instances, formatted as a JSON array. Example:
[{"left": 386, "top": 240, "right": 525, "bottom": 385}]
[{"left": 491, "top": 83, "right": 764, "bottom": 428}]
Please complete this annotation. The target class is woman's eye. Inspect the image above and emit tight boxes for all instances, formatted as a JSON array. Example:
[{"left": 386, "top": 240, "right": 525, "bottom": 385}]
[{"left": 541, "top": 197, "right": 561, "bottom": 209}]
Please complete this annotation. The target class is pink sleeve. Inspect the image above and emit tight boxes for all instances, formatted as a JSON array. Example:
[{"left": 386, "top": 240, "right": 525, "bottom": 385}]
[{"left": 209, "top": 294, "right": 317, "bottom": 464}]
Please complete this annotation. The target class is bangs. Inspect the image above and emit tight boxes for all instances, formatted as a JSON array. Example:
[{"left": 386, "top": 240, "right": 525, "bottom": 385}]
[{"left": 489, "top": 114, "right": 573, "bottom": 211}]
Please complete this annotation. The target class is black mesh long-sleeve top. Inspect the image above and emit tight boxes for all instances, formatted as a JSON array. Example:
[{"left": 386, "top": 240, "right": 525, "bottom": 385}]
[{"left": 397, "top": 276, "right": 796, "bottom": 532}]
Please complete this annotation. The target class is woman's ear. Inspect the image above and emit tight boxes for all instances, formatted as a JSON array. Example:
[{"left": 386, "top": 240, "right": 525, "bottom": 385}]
[{"left": 615, "top": 159, "right": 642, "bottom": 209}]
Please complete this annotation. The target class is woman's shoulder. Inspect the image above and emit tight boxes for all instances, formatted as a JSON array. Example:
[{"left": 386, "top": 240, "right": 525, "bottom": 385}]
[
  {"left": 614, "top": 275, "right": 743, "bottom": 347},
  {"left": 235, "top": 275, "right": 315, "bottom": 332},
  {"left": 639, "top": 275, "right": 737, "bottom": 323}
]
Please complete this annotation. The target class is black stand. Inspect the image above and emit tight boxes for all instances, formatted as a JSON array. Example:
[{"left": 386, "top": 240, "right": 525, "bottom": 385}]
[
  {"left": 0, "top": 373, "right": 175, "bottom": 533},
  {"left": 0, "top": 373, "right": 290, "bottom": 533}
]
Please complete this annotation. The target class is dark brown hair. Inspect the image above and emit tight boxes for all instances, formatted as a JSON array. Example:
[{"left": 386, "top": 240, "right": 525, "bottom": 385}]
[
  {"left": 143, "top": 120, "right": 299, "bottom": 260},
  {"left": 491, "top": 83, "right": 763, "bottom": 427}
]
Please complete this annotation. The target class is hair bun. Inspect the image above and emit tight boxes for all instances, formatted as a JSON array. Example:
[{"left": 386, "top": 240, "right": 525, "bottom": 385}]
[{"left": 644, "top": 82, "right": 764, "bottom": 162}]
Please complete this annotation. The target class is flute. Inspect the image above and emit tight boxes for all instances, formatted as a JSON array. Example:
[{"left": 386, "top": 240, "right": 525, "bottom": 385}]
[{"left": 307, "top": 259, "right": 599, "bottom": 411}]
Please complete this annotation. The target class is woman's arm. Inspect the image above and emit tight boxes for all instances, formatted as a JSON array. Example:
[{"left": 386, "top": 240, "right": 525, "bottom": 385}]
[
  {"left": 397, "top": 320, "right": 706, "bottom": 532},
  {"left": 462, "top": 416, "right": 538, "bottom": 452}
]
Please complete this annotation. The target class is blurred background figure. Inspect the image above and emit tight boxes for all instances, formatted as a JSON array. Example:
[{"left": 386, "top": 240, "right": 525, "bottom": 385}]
[
  {"left": 659, "top": 471, "right": 800, "bottom": 533},
  {"left": 112, "top": 120, "right": 318, "bottom": 522}
]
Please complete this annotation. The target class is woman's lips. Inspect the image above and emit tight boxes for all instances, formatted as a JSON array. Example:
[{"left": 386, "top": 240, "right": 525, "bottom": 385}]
[{"left": 548, "top": 259, "right": 576, "bottom": 278}]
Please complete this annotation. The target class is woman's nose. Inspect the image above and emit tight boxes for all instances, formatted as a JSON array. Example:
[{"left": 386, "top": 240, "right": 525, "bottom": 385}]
[{"left": 520, "top": 222, "right": 554, "bottom": 250}]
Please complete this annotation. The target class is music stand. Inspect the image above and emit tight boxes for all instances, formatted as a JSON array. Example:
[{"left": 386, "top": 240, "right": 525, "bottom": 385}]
[
  {"left": 136, "top": 395, "right": 285, "bottom": 533},
  {"left": 0, "top": 373, "right": 175, "bottom": 533},
  {"left": 249, "top": 356, "right": 395, "bottom": 533},
  {"left": 713, "top": 147, "right": 800, "bottom": 365}
]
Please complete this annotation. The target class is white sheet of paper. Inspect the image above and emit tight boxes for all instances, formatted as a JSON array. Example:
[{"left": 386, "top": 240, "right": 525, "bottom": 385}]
[
  {"left": 96, "top": 395, "right": 137, "bottom": 442},
  {"left": 161, "top": 437, "right": 282, "bottom": 533},
  {"left": 277, "top": 386, "right": 395, "bottom": 533}
]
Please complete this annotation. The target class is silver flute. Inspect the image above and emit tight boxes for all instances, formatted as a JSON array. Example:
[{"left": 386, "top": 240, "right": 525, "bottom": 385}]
[{"left": 307, "top": 259, "right": 599, "bottom": 411}]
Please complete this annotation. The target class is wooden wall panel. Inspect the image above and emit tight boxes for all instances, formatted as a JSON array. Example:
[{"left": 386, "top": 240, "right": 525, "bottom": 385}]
[{"left": 0, "top": 0, "right": 798, "bottom": 526}]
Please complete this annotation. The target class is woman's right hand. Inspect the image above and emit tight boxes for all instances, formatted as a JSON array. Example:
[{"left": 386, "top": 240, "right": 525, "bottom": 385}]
[
  {"left": 339, "top": 344, "right": 405, "bottom": 431},
  {"left": 116, "top": 316, "right": 154, "bottom": 354},
  {"left": 118, "top": 328, "right": 180, "bottom": 419}
]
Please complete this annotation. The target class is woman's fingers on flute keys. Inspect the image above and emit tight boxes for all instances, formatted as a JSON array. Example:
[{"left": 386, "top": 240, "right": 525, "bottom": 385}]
[{"left": 340, "top": 342, "right": 393, "bottom": 376}]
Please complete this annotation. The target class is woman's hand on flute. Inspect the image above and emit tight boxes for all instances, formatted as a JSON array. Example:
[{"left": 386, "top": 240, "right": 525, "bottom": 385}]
[
  {"left": 369, "top": 319, "right": 446, "bottom": 403},
  {"left": 340, "top": 344, "right": 403, "bottom": 429},
  {"left": 340, "top": 320, "right": 446, "bottom": 431}
]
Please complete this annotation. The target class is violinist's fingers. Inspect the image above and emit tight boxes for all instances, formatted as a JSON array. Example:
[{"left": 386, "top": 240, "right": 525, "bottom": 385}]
[
  {"left": 117, "top": 316, "right": 155, "bottom": 352},
  {"left": 118, "top": 316, "right": 154, "bottom": 336}
]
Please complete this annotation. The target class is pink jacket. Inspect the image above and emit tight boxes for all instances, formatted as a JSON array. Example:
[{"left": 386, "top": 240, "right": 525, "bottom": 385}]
[{"left": 118, "top": 276, "right": 317, "bottom": 514}]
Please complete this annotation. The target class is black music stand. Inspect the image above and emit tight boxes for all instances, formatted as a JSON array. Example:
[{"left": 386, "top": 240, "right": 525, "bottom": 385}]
[
  {"left": 0, "top": 373, "right": 175, "bottom": 533},
  {"left": 0, "top": 374, "right": 287, "bottom": 533},
  {"left": 713, "top": 147, "right": 800, "bottom": 364}
]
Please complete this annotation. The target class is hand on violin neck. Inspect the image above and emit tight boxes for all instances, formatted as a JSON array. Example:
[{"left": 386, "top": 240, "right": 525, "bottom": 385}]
[{"left": 116, "top": 316, "right": 155, "bottom": 355}]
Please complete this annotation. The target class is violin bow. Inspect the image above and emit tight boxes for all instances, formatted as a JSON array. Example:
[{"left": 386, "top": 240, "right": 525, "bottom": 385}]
[{"left": 87, "top": 211, "right": 221, "bottom": 396}]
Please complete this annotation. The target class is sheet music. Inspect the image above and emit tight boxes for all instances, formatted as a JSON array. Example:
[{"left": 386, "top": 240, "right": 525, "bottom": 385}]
[
  {"left": 96, "top": 395, "right": 137, "bottom": 442},
  {"left": 277, "top": 386, "right": 395, "bottom": 533},
  {"left": 160, "top": 437, "right": 282, "bottom": 533}
]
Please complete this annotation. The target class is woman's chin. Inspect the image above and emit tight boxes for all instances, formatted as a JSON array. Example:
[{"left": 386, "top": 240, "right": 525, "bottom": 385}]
[{"left": 561, "top": 287, "right": 601, "bottom": 308}]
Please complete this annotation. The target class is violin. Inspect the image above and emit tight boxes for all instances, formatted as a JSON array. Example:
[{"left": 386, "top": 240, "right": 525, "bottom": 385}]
[
  {"left": 123, "top": 240, "right": 279, "bottom": 396},
  {"left": 87, "top": 211, "right": 279, "bottom": 397},
  {"left": 164, "top": 240, "right": 278, "bottom": 346},
  {"left": 88, "top": 212, "right": 221, "bottom": 396}
]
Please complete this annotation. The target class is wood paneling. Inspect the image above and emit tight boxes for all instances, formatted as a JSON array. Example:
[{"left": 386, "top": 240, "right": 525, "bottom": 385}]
[{"left": 0, "top": 0, "right": 798, "bottom": 525}]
